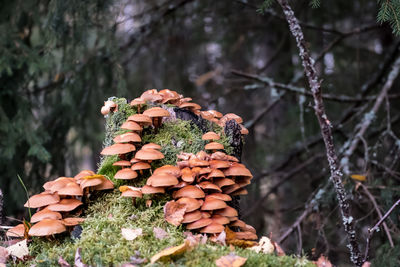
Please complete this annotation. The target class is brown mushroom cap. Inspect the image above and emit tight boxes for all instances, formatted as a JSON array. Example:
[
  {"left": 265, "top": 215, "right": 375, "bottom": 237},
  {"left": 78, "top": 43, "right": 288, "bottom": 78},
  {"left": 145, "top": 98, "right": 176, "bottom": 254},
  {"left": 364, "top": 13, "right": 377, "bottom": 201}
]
[
  {"left": 31, "top": 209, "right": 62, "bottom": 223},
  {"left": 230, "top": 219, "right": 246, "bottom": 228},
  {"left": 235, "top": 231, "right": 258, "bottom": 240},
  {"left": 205, "top": 142, "right": 224, "bottom": 151},
  {"left": 57, "top": 182, "right": 83, "bottom": 196},
  {"left": 131, "top": 162, "right": 151, "bottom": 171},
  {"left": 201, "top": 198, "right": 227, "bottom": 211},
  {"left": 181, "top": 167, "right": 195, "bottom": 183},
  {"left": 202, "top": 132, "right": 220, "bottom": 141},
  {"left": 135, "top": 148, "right": 164, "bottom": 161},
  {"left": 100, "top": 143, "right": 136, "bottom": 155},
  {"left": 114, "top": 168, "right": 138, "bottom": 180},
  {"left": 182, "top": 210, "right": 203, "bottom": 224},
  {"left": 143, "top": 107, "right": 170, "bottom": 118},
  {"left": 231, "top": 188, "right": 248, "bottom": 196},
  {"left": 186, "top": 218, "right": 213, "bottom": 229},
  {"left": 112, "top": 160, "right": 132, "bottom": 167},
  {"left": 214, "top": 178, "right": 235, "bottom": 188},
  {"left": 188, "top": 158, "right": 209, "bottom": 168},
  {"left": 94, "top": 178, "right": 114, "bottom": 191},
  {"left": 130, "top": 98, "right": 145, "bottom": 106},
  {"left": 153, "top": 165, "right": 181, "bottom": 177},
  {"left": 198, "top": 181, "right": 222, "bottom": 192},
  {"left": 211, "top": 215, "right": 230, "bottom": 225},
  {"left": 201, "top": 211, "right": 211, "bottom": 218},
  {"left": 222, "top": 184, "right": 241, "bottom": 195},
  {"left": 44, "top": 177, "right": 75, "bottom": 192},
  {"left": 74, "top": 170, "right": 95, "bottom": 180},
  {"left": 176, "top": 197, "right": 202, "bottom": 212},
  {"left": 208, "top": 110, "right": 223, "bottom": 119},
  {"left": 206, "top": 193, "right": 232, "bottom": 202},
  {"left": 159, "top": 89, "right": 180, "bottom": 103},
  {"left": 140, "top": 89, "right": 163, "bottom": 102},
  {"left": 142, "top": 143, "right": 162, "bottom": 150},
  {"left": 28, "top": 219, "right": 66, "bottom": 236},
  {"left": 240, "top": 125, "right": 249, "bottom": 135},
  {"left": 207, "top": 169, "right": 225, "bottom": 179},
  {"left": 200, "top": 222, "right": 224, "bottom": 233},
  {"left": 214, "top": 206, "right": 238, "bottom": 217},
  {"left": 141, "top": 185, "right": 165, "bottom": 194},
  {"left": 223, "top": 166, "right": 252, "bottom": 178},
  {"left": 221, "top": 113, "right": 243, "bottom": 124},
  {"left": 47, "top": 198, "right": 83, "bottom": 212},
  {"left": 113, "top": 132, "right": 141, "bottom": 143},
  {"left": 24, "top": 192, "right": 60, "bottom": 208},
  {"left": 80, "top": 178, "right": 104, "bottom": 190},
  {"left": 62, "top": 217, "right": 85, "bottom": 227},
  {"left": 6, "top": 224, "right": 25, "bottom": 238},
  {"left": 121, "top": 190, "right": 143, "bottom": 198},
  {"left": 147, "top": 173, "right": 179, "bottom": 187},
  {"left": 179, "top": 102, "right": 201, "bottom": 110},
  {"left": 127, "top": 114, "right": 152, "bottom": 125},
  {"left": 174, "top": 185, "right": 205, "bottom": 199},
  {"left": 209, "top": 160, "right": 231, "bottom": 169},
  {"left": 120, "top": 121, "right": 143, "bottom": 131}
]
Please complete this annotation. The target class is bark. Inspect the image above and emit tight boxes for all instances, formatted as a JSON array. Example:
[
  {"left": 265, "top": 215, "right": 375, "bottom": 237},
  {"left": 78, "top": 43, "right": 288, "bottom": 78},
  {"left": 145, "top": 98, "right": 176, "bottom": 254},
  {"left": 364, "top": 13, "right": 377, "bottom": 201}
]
[
  {"left": 0, "top": 188, "right": 3, "bottom": 224},
  {"left": 277, "top": 0, "right": 362, "bottom": 265}
]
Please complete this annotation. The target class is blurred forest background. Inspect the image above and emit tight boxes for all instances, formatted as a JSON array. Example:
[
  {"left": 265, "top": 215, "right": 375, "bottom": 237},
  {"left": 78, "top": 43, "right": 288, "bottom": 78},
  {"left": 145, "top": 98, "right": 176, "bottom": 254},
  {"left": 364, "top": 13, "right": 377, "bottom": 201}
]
[{"left": 1, "top": 0, "right": 400, "bottom": 265}]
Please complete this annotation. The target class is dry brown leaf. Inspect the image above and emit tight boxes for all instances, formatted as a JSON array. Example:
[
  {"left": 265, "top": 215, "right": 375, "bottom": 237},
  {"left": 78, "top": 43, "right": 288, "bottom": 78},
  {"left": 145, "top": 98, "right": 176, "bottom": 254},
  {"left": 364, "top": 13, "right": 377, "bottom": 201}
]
[
  {"left": 183, "top": 232, "right": 207, "bottom": 247},
  {"left": 216, "top": 230, "right": 227, "bottom": 246},
  {"left": 249, "top": 236, "right": 274, "bottom": 253},
  {"left": 150, "top": 240, "right": 190, "bottom": 264},
  {"left": 164, "top": 200, "right": 187, "bottom": 226},
  {"left": 58, "top": 256, "right": 71, "bottom": 267},
  {"left": 153, "top": 227, "right": 168, "bottom": 240},
  {"left": 0, "top": 247, "right": 9, "bottom": 264},
  {"left": 272, "top": 241, "right": 285, "bottom": 256},
  {"left": 74, "top": 248, "right": 88, "bottom": 267},
  {"left": 315, "top": 255, "right": 333, "bottom": 267},
  {"left": 6, "top": 239, "right": 29, "bottom": 259},
  {"left": 350, "top": 174, "right": 366, "bottom": 182},
  {"left": 228, "top": 240, "right": 257, "bottom": 248},
  {"left": 121, "top": 228, "right": 143, "bottom": 241},
  {"left": 215, "top": 253, "right": 247, "bottom": 267}
]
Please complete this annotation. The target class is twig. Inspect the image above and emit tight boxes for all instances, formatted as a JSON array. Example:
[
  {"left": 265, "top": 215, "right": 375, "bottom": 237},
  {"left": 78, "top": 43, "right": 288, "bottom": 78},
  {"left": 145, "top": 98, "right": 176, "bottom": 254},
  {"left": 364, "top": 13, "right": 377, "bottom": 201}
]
[
  {"left": 341, "top": 55, "right": 400, "bottom": 174},
  {"left": 360, "top": 183, "right": 394, "bottom": 248},
  {"left": 278, "top": 203, "right": 313, "bottom": 244},
  {"left": 245, "top": 93, "right": 284, "bottom": 130},
  {"left": 231, "top": 70, "right": 400, "bottom": 103},
  {"left": 277, "top": 0, "right": 362, "bottom": 265},
  {"left": 364, "top": 198, "right": 400, "bottom": 262}
]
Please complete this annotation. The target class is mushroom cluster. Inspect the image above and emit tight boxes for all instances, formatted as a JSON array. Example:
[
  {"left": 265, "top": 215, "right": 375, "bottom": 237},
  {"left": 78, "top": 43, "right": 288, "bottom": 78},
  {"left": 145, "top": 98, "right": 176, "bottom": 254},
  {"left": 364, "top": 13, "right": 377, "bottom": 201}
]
[{"left": 7, "top": 171, "right": 113, "bottom": 238}]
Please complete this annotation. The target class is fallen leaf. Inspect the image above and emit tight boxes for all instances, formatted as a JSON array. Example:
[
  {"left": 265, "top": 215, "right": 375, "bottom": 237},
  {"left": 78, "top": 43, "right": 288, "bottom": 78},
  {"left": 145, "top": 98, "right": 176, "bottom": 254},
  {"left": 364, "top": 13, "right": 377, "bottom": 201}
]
[
  {"left": 0, "top": 247, "right": 9, "bottom": 264},
  {"left": 129, "top": 250, "right": 147, "bottom": 265},
  {"left": 215, "top": 253, "right": 247, "bottom": 267},
  {"left": 120, "top": 264, "right": 137, "bottom": 267},
  {"left": 350, "top": 174, "right": 366, "bottom": 182},
  {"left": 216, "top": 230, "right": 227, "bottom": 246},
  {"left": 74, "top": 248, "right": 88, "bottom": 267},
  {"left": 121, "top": 228, "right": 143, "bottom": 241},
  {"left": 153, "top": 227, "right": 168, "bottom": 240},
  {"left": 164, "top": 200, "right": 187, "bottom": 226},
  {"left": 315, "top": 255, "right": 332, "bottom": 267},
  {"left": 272, "top": 241, "right": 285, "bottom": 256},
  {"left": 228, "top": 240, "right": 257, "bottom": 248},
  {"left": 249, "top": 236, "right": 274, "bottom": 254},
  {"left": 224, "top": 227, "right": 237, "bottom": 242},
  {"left": 150, "top": 240, "right": 190, "bottom": 264},
  {"left": 183, "top": 232, "right": 207, "bottom": 247},
  {"left": 58, "top": 256, "right": 71, "bottom": 267},
  {"left": 6, "top": 239, "right": 29, "bottom": 259},
  {"left": 362, "top": 261, "right": 371, "bottom": 267}
]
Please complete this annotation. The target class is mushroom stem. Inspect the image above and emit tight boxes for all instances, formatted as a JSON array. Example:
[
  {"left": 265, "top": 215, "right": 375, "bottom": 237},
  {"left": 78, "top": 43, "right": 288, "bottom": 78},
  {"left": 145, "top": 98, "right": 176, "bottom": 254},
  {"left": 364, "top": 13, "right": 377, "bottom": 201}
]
[{"left": 132, "top": 198, "right": 136, "bottom": 206}]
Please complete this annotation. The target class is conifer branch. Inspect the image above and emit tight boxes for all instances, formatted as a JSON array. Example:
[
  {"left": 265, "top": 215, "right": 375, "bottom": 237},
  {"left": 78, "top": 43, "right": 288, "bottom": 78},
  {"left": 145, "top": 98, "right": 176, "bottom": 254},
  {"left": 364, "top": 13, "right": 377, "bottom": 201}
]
[{"left": 276, "top": 0, "right": 363, "bottom": 265}]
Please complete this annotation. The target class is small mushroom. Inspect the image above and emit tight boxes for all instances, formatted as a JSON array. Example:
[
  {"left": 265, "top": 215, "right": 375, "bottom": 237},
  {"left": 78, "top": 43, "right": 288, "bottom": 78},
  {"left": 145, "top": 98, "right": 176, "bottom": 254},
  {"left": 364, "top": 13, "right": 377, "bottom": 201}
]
[
  {"left": 47, "top": 198, "right": 83, "bottom": 212},
  {"left": 28, "top": 219, "right": 67, "bottom": 237},
  {"left": 142, "top": 107, "right": 170, "bottom": 129},
  {"left": 24, "top": 192, "right": 60, "bottom": 209}
]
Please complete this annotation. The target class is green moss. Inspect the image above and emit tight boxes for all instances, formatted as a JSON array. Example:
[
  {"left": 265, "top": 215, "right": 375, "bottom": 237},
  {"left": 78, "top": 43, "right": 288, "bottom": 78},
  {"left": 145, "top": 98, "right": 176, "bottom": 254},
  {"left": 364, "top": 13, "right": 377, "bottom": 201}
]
[{"left": 142, "top": 120, "right": 207, "bottom": 167}]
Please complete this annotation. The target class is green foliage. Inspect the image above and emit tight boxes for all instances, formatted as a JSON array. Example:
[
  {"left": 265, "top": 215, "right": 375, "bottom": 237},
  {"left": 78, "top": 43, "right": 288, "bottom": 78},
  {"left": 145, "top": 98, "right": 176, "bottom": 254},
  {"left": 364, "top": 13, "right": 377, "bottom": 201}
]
[
  {"left": 309, "top": 0, "right": 321, "bottom": 8},
  {"left": 377, "top": 0, "right": 400, "bottom": 35}
]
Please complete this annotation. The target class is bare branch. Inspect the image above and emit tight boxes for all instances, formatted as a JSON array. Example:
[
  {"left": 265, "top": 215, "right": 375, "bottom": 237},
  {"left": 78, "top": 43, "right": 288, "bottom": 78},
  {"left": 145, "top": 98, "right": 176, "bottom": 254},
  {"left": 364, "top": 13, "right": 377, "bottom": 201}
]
[
  {"left": 364, "top": 198, "right": 400, "bottom": 262},
  {"left": 276, "top": 0, "right": 362, "bottom": 265},
  {"left": 341, "top": 55, "right": 400, "bottom": 174},
  {"left": 0, "top": 189, "right": 3, "bottom": 225}
]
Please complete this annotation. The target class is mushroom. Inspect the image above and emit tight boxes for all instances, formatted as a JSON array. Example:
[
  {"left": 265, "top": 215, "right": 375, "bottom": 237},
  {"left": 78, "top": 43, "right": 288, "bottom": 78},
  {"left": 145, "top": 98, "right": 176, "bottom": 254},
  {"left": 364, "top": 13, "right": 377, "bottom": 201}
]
[
  {"left": 142, "top": 143, "right": 162, "bottom": 150},
  {"left": 176, "top": 197, "right": 202, "bottom": 212},
  {"left": 205, "top": 193, "right": 232, "bottom": 202},
  {"left": 62, "top": 217, "right": 85, "bottom": 227},
  {"left": 47, "top": 198, "right": 83, "bottom": 212},
  {"left": 130, "top": 98, "right": 146, "bottom": 113},
  {"left": 119, "top": 186, "right": 143, "bottom": 205},
  {"left": 200, "top": 197, "right": 227, "bottom": 211},
  {"left": 202, "top": 132, "right": 220, "bottom": 141},
  {"left": 142, "top": 107, "right": 170, "bottom": 129},
  {"left": 112, "top": 160, "right": 132, "bottom": 167},
  {"left": 31, "top": 209, "right": 62, "bottom": 223},
  {"left": 182, "top": 210, "right": 203, "bottom": 224},
  {"left": 211, "top": 215, "right": 230, "bottom": 225},
  {"left": 186, "top": 218, "right": 213, "bottom": 229},
  {"left": 57, "top": 182, "right": 84, "bottom": 197},
  {"left": 6, "top": 224, "right": 26, "bottom": 238},
  {"left": 24, "top": 192, "right": 60, "bottom": 209},
  {"left": 114, "top": 168, "right": 138, "bottom": 180},
  {"left": 127, "top": 114, "right": 153, "bottom": 127},
  {"left": 146, "top": 173, "right": 179, "bottom": 187},
  {"left": 214, "top": 206, "right": 238, "bottom": 217},
  {"left": 153, "top": 165, "right": 181, "bottom": 177},
  {"left": 113, "top": 132, "right": 141, "bottom": 144},
  {"left": 28, "top": 219, "right": 67, "bottom": 237},
  {"left": 141, "top": 185, "right": 165, "bottom": 194},
  {"left": 100, "top": 143, "right": 136, "bottom": 156},
  {"left": 174, "top": 185, "right": 205, "bottom": 199},
  {"left": 131, "top": 161, "right": 151, "bottom": 175},
  {"left": 140, "top": 89, "right": 163, "bottom": 103},
  {"left": 199, "top": 222, "right": 224, "bottom": 234},
  {"left": 204, "top": 142, "right": 224, "bottom": 152},
  {"left": 135, "top": 148, "right": 164, "bottom": 163},
  {"left": 120, "top": 121, "right": 143, "bottom": 132},
  {"left": 159, "top": 89, "right": 181, "bottom": 104}
]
